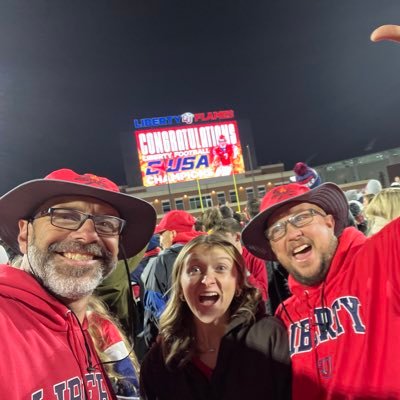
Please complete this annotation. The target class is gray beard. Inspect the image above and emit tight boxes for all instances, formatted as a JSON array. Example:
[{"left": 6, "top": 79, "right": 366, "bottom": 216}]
[{"left": 26, "top": 236, "right": 117, "bottom": 300}]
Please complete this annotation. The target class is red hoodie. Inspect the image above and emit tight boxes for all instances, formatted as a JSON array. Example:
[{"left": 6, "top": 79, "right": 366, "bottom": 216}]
[
  {"left": 242, "top": 246, "right": 268, "bottom": 300},
  {"left": 276, "top": 219, "right": 400, "bottom": 399},
  {"left": 0, "top": 265, "right": 116, "bottom": 400}
]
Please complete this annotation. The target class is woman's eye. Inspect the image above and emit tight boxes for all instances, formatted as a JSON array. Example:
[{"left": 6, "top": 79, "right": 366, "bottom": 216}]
[
  {"left": 215, "top": 265, "right": 228, "bottom": 272},
  {"left": 188, "top": 266, "right": 201, "bottom": 275}
]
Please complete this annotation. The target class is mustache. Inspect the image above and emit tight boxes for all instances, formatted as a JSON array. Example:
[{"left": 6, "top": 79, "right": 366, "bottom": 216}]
[{"left": 48, "top": 240, "right": 112, "bottom": 259}]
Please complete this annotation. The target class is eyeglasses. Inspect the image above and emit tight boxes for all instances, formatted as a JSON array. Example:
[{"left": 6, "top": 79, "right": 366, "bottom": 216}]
[
  {"left": 32, "top": 208, "right": 126, "bottom": 236},
  {"left": 265, "top": 208, "right": 326, "bottom": 242}
]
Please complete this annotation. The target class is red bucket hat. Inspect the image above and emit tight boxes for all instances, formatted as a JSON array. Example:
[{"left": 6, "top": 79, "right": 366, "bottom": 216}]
[
  {"left": 242, "top": 182, "right": 349, "bottom": 261},
  {"left": 155, "top": 210, "right": 196, "bottom": 234},
  {"left": 0, "top": 169, "right": 156, "bottom": 259}
]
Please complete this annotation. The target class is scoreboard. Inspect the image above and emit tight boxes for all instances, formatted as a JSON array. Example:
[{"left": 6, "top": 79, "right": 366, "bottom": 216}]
[{"left": 133, "top": 110, "right": 245, "bottom": 187}]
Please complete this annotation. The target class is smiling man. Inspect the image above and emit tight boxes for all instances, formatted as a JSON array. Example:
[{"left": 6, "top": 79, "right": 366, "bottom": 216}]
[
  {"left": 0, "top": 168, "right": 156, "bottom": 400},
  {"left": 242, "top": 182, "right": 400, "bottom": 399}
]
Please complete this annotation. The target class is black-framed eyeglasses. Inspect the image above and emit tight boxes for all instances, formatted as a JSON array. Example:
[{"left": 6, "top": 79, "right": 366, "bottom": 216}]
[
  {"left": 265, "top": 208, "right": 327, "bottom": 242},
  {"left": 32, "top": 208, "right": 126, "bottom": 236}
]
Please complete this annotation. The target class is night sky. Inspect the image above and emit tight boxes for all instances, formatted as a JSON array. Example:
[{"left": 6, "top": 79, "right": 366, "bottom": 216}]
[{"left": 1, "top": 0, "right": 400, "bottom": 194}]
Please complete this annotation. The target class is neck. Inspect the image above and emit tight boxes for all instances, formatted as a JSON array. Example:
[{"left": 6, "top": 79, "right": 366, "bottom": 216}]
[
  {"left": 194, "top": 317, "right": 228, "bottom": 353},
  {"left": 61, "top": 296, "right": 90, "bottom": 323}
]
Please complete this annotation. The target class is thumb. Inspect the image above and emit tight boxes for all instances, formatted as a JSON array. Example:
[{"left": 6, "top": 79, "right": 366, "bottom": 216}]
[{"left": 371, "top": 24, "right": 400, "bottom": 43}]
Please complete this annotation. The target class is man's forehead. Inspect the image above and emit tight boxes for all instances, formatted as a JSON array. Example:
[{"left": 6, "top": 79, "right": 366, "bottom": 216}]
[
  {"left": 268, "top": 202, "right": 326, "bottom": 226},
  {"left": 36, "top": 195, "right": 119, "bottom": 216}
]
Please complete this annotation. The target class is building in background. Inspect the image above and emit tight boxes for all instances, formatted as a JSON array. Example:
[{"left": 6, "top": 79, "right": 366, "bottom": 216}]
[
  {"left": 316, "top": 146, "right": 400, "bottom": 188},
  {"left": 121, "top": 108, "right": 399, "bottom": 220}
]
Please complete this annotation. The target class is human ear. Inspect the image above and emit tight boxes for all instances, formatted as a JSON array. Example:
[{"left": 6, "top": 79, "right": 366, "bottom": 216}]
[
  {"left": 17, "top": 219, "right": 29, "bottom": 254},
  {"left": 235, "top": 232, "right": 241, "bottom": 243},
  {"left": 325, "top": 215, "right": 336, "bottom": 231}
]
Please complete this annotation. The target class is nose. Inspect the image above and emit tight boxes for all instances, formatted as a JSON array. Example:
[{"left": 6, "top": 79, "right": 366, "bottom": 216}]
[
  {"left": 70, "top": 218, "right": 100, "bottom": 243},
  {"left": 201, "top": 272, "right": 216, "bottom": 286},
  {"left": 286, "top": 222, "right": 303, "bottom": 240}
]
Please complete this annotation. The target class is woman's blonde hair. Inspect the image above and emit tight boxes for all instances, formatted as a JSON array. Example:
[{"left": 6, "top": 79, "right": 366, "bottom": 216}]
[
  {"left": 365, "top": 188, "right": 400, "bottom": 235},
  {"left": 87, "top": 296, "right": 140, "bottom": 378},
  {"left": 159, "top": 234, "right": 261, "bottom": 367}
]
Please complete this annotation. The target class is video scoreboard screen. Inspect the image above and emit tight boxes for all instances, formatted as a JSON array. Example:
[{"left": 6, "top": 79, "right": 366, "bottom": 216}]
[{"left": 133, "top": 110, "right": 245, "bottom": 187}]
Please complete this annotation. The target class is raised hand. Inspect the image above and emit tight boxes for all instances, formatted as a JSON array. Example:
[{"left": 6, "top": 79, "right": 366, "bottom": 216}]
[{"left": 371, "top": 24, "right": 400, "bottom": 43}]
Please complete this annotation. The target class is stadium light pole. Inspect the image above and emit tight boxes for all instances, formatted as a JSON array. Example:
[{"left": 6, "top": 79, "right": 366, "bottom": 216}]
[
  {"left": 162, "top": 159, "right": 174, "bottom": 210},
  {"left": 246, "top": 144, "right": 257, "bottom": 198},
  {"left": 166, "top": 173, "right": 174, "bottom": 210}
]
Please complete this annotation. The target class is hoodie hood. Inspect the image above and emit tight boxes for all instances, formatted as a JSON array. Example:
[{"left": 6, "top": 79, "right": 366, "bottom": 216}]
[
  {"left": 172, "top": 230, "right": 205, "bottom": 245},
  {"left": 0, "top": 264, "right": 116, "bottom": 399},
  {"left": 0, "top": 265, "right": 72, "bottom": 330}
]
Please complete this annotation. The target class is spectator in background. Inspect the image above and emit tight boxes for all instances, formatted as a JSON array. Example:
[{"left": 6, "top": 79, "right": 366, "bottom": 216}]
[
  {"left": 130, "top": 234, "right": 161, "bottom": 361},
  {"left": 291, "top": 162, "right": 321, "bottom": 189},
  {"left": 213, "top": 218, "right": 269, "bottom": 302},
  {"left": 201, "top": 207, "right": 223, "bottom": 233},
  {"left": 365, "top": 187, "right": 400, "bottom": 236},
  {"left": 219, "top": 204, "right": 234, "bottom": 219},
  {"left": 348, "top": 200, "right": 368, "bottom": 235},
  {"left": 194, "top": 217, "right": 206, "bottom": 232},
  {"left": 391, "top": 176, "right": 400, "bottom": 187},
  {"left": 245, "top": 198, "right": 261, "bottom": 220},
  {"left": 140, "top": 234, "right": 291, "bottom": 400},
  {"left": 363, "top": 179, "right": 382, "bottom": 208},
  {"left": 345, "top": 189, "right": 362, "bottom": 203},
  {"left": 232, "top": 211, "right": 244, "bottom": 226},
  {"left": 141, "top": 210, "right": 204, "bottom": 350}
]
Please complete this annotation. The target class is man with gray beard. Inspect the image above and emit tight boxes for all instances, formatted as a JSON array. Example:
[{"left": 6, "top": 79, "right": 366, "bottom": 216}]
[{"left": 0, "top": 168, "right": 156, "bottom": 400}]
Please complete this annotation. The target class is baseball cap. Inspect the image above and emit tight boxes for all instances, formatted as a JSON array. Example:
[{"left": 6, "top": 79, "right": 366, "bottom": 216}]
[{"left": 155, "top": 210, "right": 196, "bottom": 234}]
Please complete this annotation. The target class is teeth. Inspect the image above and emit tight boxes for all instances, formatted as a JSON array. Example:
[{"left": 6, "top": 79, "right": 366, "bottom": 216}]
[
  {"left": 200, "top": 292, "right": 218, "bottom": 297},
  {"left": 63, "top": 253, "right": 94, "bottom": 261},
  {"left": 293, "top": 244, "right": 309, "bottom": 255}
]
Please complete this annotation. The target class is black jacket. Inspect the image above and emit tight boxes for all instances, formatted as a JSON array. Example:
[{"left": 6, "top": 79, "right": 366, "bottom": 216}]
[{"left": 140, "top": 314, "right": 291, "bottom": 400}]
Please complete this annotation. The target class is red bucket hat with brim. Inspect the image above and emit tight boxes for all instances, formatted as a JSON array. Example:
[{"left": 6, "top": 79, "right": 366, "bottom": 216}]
[
  {"left": 0, "top": 169, "right": 156, "bottom": 259},
  {"left": 242, "top": 182, "right": 349, "bottom": 261}
]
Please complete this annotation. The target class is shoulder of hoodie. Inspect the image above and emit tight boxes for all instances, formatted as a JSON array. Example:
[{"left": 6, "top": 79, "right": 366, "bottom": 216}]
[{"left": 227, "top": 314, "right": 290, "bottom": 363}]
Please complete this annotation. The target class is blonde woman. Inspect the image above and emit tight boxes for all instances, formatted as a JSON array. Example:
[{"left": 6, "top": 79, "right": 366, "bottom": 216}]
[
  {"left": 365, "top": 188, "right": 400, "bottom": 236},
  {"left": 140, "top": 234, "right": 291, "bottom": 400}
]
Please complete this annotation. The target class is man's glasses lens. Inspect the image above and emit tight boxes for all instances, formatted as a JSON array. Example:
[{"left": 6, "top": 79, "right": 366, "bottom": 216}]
[
  {"left": 266, "top": 210, "right": 320, "bottom": 241},
  {"left": 49, "top": 208, "right": 124, "bottom": 236}
]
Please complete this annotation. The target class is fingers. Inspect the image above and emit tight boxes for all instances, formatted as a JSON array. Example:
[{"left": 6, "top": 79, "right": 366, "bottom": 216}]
[{"left": 371, "top": 25, "right": 400, "bottom": 43}]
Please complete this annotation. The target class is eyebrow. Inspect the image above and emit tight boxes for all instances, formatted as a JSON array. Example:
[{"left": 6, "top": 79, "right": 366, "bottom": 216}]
[{"left": 187, "top": 255, "right": 232, "bottom": 263}]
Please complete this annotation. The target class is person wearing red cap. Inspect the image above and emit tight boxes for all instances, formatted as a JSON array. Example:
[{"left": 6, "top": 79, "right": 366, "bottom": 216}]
[
  {"left": 141, "top": 210, "right": 204, "bottom": 351},
  {"left": 0, "top": 168, "right": 156, "bottom": 400},
  {"left": 242, "top": 179, "right": 400, "bottom": 399}
]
